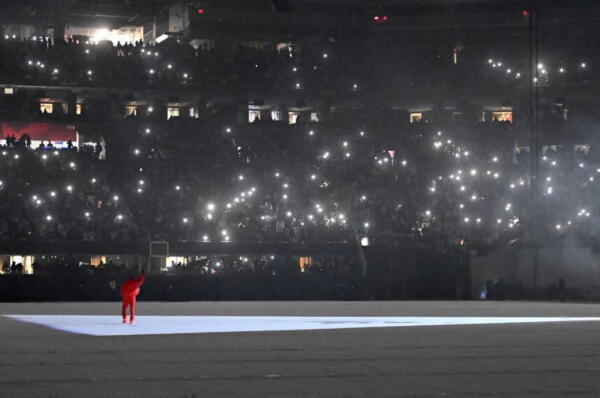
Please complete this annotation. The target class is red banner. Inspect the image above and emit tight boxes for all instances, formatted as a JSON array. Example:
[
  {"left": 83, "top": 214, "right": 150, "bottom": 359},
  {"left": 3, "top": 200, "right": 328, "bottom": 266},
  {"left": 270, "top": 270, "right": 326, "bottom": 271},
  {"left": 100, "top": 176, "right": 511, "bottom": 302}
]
[{"left": 0, "top": 122, "right": 77, "bottom": 142}]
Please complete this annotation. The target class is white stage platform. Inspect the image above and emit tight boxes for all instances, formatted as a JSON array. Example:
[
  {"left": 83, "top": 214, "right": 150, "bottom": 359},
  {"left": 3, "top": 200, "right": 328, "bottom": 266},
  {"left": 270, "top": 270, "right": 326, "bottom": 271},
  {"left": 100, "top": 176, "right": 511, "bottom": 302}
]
[{"left": 7, "top": 314, "right": 600, "bottom": 336}]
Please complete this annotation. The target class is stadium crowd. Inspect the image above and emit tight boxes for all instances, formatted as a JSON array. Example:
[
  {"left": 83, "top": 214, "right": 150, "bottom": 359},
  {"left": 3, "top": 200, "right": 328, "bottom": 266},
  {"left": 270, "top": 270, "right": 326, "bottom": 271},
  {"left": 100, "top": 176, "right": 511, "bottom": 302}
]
[
  {"left": 0, "top": 114, "right": 598, "bottom": 254},
  {"left": 2, "top": 33, "right": 596, "bottom": 96},
  {"left": 0, "top": 34, "right": 598, "bottom": 274},
  {"left": 0, "top": 34, "right": 391, "bottom": 94}
]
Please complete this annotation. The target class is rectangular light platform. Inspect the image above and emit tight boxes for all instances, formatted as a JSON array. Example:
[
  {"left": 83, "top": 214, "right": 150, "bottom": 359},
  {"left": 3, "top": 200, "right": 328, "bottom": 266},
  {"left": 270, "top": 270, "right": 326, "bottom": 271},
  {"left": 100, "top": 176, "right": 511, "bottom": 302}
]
[{"left": 6, "top": 315, "right": 600, "bottom": 336}]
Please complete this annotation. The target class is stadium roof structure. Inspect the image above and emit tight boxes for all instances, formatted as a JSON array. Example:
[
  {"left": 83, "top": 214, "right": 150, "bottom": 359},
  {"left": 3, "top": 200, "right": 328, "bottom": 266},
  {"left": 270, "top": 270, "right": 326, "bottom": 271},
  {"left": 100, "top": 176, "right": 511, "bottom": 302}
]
[
  {"left": 183, "top": 0, "right": 600, "bottom": 41},
  {"left": 0, "top": 0, "right": 165, "bottom": 30},
  {"left": 1, "top": 1, "right": 599, "bottom": 41}
]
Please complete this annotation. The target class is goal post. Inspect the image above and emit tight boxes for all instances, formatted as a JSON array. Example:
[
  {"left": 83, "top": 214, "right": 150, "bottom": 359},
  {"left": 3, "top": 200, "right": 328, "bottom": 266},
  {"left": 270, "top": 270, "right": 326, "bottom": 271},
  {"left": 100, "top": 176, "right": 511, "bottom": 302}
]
[{"left": 148, "top": 241, "right": 169, "bottom": 273}]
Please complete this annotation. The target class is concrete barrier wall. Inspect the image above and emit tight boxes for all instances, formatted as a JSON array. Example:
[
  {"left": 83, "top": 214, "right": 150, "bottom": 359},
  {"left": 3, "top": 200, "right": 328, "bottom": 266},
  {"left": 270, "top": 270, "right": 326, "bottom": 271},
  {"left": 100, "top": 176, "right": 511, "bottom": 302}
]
[
  {"left": 0, "top": 274, "right": 367, "bottom": 301},
  {"left": 471, "top": 245, "right": 600, "bottom": 297}
]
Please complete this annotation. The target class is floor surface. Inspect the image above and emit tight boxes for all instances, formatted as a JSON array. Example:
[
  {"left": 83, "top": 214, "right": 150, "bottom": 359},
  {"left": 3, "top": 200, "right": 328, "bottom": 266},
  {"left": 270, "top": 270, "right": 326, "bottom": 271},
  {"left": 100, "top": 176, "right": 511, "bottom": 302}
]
[{"left": 1, "top": 301, "right": 600, "bottom": 397}]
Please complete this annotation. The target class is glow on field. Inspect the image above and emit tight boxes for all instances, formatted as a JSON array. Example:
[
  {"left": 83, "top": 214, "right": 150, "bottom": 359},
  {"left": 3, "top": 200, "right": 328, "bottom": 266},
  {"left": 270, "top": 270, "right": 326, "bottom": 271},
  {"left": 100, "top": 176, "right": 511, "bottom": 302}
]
[{"left": 6, "top": 315, "right": 600, "bottom": 336}]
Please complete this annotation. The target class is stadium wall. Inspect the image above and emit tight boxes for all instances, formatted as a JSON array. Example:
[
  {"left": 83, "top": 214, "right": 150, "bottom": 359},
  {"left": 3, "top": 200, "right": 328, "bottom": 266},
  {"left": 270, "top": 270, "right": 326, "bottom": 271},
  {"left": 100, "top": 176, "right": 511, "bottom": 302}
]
[{"left": 471, "top": 245, "right": 600, "bottom": 298}]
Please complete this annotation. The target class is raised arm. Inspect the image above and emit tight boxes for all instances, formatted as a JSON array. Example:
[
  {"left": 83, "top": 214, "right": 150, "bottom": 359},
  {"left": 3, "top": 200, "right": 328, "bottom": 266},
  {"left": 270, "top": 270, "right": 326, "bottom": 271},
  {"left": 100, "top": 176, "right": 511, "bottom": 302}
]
[{"left": 133, "top": 271, "right": 146, "bottom": 286}]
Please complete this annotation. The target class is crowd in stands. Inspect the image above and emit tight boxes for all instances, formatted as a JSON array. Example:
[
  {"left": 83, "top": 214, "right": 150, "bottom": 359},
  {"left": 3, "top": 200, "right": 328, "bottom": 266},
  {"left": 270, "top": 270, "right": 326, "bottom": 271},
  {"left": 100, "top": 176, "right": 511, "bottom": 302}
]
[
  {"left": 0, "top": 34, "right": 598, "bottom": 270},
  {"left": 0, "top": 113, "right": 597, "bottom": 257},
  {"left": 0, "top": 33, "right": 562, "bottom": 98},
  {"left": 0, "top": 35, "right": 380, "bottom": 95},
  {"left": 0, "top": 33, "right": 597, "bottom": 100}
]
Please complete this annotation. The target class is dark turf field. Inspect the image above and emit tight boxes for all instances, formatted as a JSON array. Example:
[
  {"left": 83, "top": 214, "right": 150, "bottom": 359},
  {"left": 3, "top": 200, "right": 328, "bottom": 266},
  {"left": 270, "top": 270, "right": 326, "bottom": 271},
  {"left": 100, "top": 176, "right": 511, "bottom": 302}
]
[{"left": 2, "top": 301, "right": 600, "bottom": 397}]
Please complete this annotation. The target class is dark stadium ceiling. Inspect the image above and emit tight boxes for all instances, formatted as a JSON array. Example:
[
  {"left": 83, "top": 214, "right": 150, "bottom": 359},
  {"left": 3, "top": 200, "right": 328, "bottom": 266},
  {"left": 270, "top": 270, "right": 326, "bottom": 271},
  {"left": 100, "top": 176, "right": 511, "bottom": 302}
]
[
  {"left": 0, "top": 0, "right": 167, "bottom": 29},
  {"left": 192, "top": 0, "right": 600, "bottom": 33},
  {"left": 199, "top": 0, "right": 592, "bottom": 14},
  {"left": 0, "top": 0, "right": 598, "bottom": 31}
]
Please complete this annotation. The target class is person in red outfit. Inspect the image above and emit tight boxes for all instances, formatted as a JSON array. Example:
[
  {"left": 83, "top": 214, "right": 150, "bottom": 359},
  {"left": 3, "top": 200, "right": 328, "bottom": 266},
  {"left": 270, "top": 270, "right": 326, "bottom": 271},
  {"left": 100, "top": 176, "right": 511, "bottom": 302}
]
[{"left": 120, "top": 270, "right": 145, "bottom": 324}]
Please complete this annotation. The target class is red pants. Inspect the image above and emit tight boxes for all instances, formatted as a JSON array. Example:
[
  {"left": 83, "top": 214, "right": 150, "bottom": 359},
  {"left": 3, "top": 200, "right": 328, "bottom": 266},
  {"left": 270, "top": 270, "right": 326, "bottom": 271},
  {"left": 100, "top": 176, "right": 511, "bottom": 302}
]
[{"left": 121, "top": 296, "right": 136, "bottom": 321}]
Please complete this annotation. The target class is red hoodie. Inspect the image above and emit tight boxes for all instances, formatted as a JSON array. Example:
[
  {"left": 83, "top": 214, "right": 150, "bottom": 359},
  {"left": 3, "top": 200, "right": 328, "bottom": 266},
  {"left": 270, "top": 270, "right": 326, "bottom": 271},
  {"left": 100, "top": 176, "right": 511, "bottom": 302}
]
[{"left": 120, "top": 272, "right": 145, "bottom": 298}]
